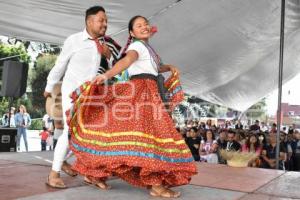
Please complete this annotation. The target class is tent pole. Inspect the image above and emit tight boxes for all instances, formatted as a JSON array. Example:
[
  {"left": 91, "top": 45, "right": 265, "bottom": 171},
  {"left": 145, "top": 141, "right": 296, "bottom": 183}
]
[{"left": 276, "top": 0, "right": 285, "bottom": 169}]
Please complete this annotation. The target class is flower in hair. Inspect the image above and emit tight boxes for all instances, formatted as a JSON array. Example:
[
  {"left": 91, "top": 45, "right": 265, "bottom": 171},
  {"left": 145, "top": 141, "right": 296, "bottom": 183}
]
[{"left": 151, "top": 26, "right": 158, "bottom": 36}]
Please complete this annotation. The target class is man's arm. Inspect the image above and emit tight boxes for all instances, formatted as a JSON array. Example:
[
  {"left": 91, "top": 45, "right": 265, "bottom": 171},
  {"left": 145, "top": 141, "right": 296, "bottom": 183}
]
[{"left": 44, "top": 36, "right": 73, "bottom": 96}]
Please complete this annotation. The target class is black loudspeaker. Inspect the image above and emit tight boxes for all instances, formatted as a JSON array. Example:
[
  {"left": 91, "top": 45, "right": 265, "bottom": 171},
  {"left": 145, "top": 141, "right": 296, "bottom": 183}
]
[
  {"left": 1, "top": 60, "right": 29, "bottom": 97},
  {"left": 0, "top": 128, "right": 17, "bottom": 152}
]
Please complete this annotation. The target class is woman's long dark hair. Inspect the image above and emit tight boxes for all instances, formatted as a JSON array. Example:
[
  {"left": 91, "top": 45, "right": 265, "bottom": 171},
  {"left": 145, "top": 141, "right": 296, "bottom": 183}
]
[
  {"left": 245, "top": 134, "right": 259, "bottom": 151},
  {"left": 203, "top": 129, "right": 215, "bottom": 142}
]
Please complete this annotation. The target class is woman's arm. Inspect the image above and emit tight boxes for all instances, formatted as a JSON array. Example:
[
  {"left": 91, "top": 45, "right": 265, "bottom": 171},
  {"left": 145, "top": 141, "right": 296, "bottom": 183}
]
[
  {"left": 26, "top": 114, "right": 31, "bottom": 127},
  {"left": 14, "top": 114, "right": 20, "bottom": 127},
  {"left": 158, "top": 64, "right": 180, "bottom": 74},
  {"left": 93, "top": 50, "right": 138, "bottom": 84}
]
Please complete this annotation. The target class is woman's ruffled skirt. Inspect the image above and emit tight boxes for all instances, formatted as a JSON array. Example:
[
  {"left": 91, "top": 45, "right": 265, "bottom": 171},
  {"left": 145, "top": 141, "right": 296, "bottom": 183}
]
[{"left": 67, "top": 77, "right": 197, "bottom": 187}]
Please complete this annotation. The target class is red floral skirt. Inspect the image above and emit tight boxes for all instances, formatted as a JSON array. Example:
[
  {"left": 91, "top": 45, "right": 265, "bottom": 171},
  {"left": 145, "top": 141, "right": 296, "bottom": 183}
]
[{"left": 67, "top": 76, "right": 197, "bottom": 187}]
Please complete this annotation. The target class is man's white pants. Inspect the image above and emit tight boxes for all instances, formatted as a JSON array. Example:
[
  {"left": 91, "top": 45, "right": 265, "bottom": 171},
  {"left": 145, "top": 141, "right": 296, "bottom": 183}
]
[
  {"left": 51, "top": 94, "right": 72, "bottom": 172},
  {"left": 51, "top": 125, "right": 69, "bottom": 172}
]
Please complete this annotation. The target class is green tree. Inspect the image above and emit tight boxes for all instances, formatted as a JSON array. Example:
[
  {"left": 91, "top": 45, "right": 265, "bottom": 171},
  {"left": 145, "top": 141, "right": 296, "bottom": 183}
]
[
  {"left": 29, "top": 54, "right": 57, "bottom": 117},
  {"left": 0, "top": 43, "right": 31, "bottom": 117},
  {"left": 0, "top": 43, "right": 30, "bottom": 66},
  {"left": 245, "top": 98, "right": 267, "bottom": 122}
]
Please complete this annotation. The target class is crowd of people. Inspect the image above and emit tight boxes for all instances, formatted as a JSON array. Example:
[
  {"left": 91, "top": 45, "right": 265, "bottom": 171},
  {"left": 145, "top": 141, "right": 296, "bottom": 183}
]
[
  {"left": 40, "top": 114, "right": 64, "bottom": 151},
  {"left": 177, "top": 119, "right": 300, "bottom": 171},
  {"left": 1, "top": 108, "right": 61, "bottom": 152},
  {"left": 1, "top": 105, "right": 32, "bottom": 152}
]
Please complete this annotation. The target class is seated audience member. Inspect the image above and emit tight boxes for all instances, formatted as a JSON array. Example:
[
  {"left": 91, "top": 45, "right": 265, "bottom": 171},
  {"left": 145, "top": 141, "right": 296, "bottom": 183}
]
[
  {"left": 288, "top": 124, "right": 296, "bottom": 135},
  {"left": 250, "top": 120, "right": 260, "bottom": 132},
  {"left": 235, "top": 120, "right": 243, "bottom": 130},
  {"left": 242, "top": 134, "right": 262, "bottom": 167},
  {"left": 235, "top": 131, "right": 246, "bottom": 146},
  {"left": 217, "top": 129, "right": 227, "bottom": 164},
  {"left": 192, "top": 120, "right": 198, "bottom": 128},
  {"left": 226, "top": 129, "right": 241, "bottom": 152},
  {"left": 185, "top": 127, "right": 201, "bottom": 161},
  {"left": 197, "top": 128, "right": 206, "bottom": 139},
  {"left": 260, "top": 122, "right": 269, "bottom": 133},
  {"left": 257, "top": 132, "right": 268, "bottom": 148},
  {"left": 211, "top": 125, "right": 218, "bottom": 136},
  {"left": 206, "top": 119, "right": 213, "bottom": 130},
  {"left": 261, "top": 134, "right": 286, "bottom": 170},
  {"left": 217, "top": 129, "right": 227, "bottom": 150},
  {"left": 269, "top": 123, "right": 277, "bottom": 134},
  {"left": 280, "top": 131, "right": 288, "bottom": 169},
  {"left": 199, "top": 129, "right": 218, "bottom": 163},
  {"left": 198, "top": 121, "right": 206, "bottom": 130},
  {"left": 287, "top": 130, "right": 300, "bottom": 171}
]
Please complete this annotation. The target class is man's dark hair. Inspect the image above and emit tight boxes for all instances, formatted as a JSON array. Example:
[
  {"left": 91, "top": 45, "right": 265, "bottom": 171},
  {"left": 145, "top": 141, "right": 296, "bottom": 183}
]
[
  {"left": 85, "top": 6, "right": 105, "bottom": 21},
  {"left": 190, "top": 127, "right": 198, "bottom": 133},
  {"left": 227, "top": 129, "right": 236, "bottom": 135}
]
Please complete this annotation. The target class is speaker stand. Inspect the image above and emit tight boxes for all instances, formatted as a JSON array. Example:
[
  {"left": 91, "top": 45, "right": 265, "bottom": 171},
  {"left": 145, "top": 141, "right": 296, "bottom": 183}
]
[{"left": 7, "top": 97, "right": 14, "bottom": 128}]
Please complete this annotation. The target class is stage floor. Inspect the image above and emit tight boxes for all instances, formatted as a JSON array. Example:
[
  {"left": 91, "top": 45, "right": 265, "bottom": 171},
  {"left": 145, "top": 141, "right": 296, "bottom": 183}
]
[{"left": 0, "top": 151, "right": 300, "bottom": 200}]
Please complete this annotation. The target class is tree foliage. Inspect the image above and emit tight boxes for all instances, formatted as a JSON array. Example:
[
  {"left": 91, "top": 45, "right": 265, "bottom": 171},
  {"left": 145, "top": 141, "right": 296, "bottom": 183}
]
[
  {"left": 0, "top": 43, "right": 31, "bottom": 117},
  {"left": 29, "top": 54, "right": 57, "bottom": 117},
  {"left": 0, "top": 43, "right": 30, "bottom": 65},
  {"left": 245, "top": 98, "right": 267, "bottom": 121}
]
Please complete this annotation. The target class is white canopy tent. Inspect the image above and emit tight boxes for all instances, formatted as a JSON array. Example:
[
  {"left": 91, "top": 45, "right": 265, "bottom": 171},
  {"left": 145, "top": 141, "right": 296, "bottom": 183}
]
[{"left": 1, "top": 0, "right": 300, "bottom": 111}]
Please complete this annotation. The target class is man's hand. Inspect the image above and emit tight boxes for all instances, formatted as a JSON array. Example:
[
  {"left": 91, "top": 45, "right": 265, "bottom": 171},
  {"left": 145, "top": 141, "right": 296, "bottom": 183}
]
[
  {"left": 102, "top": 44, "right": 111, "bottom": 59},
  {"left": 44, "top": 91, "right": 51, "bottom": 98},
  {"left": 92, "top": 74, "right": 108, "bottom": 85}
]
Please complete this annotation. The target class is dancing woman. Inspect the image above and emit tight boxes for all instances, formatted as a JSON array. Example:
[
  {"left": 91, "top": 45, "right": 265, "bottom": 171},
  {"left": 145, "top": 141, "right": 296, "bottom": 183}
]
[{"left": 68, "top": 15, "right": 197, "bottom": 198}]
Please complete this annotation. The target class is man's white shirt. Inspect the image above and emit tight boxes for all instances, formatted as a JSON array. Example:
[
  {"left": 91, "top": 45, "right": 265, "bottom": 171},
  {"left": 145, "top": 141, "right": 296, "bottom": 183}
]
[{"left": 45, "top": 29, "right": 101, "bottom": 111}]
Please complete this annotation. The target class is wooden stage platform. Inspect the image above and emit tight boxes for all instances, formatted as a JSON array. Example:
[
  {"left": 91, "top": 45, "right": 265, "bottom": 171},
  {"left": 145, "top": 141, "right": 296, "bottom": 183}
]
[{"left": 0, "top": 151, "right": 299, "bottom": 200}]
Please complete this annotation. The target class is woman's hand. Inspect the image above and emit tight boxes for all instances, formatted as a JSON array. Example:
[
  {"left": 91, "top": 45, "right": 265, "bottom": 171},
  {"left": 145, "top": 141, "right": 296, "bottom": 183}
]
[
  {"left": 92, "top": 74, "right": 108, "bottom": 85},
  {"left": 158, "top": 65, "right": 180, "bottom": 74},
  {"left": 169, "top": 65, "right": 180, "bottom": 75}
]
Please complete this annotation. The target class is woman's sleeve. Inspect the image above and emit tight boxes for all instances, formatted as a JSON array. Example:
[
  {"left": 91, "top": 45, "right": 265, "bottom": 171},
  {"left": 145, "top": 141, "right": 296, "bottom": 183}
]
[
  {"left": 126, "top": 42, "right": 146, "bottom": 59},
  {"left": 27, "top": 114, "right": 32, "bottom": 126}
]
